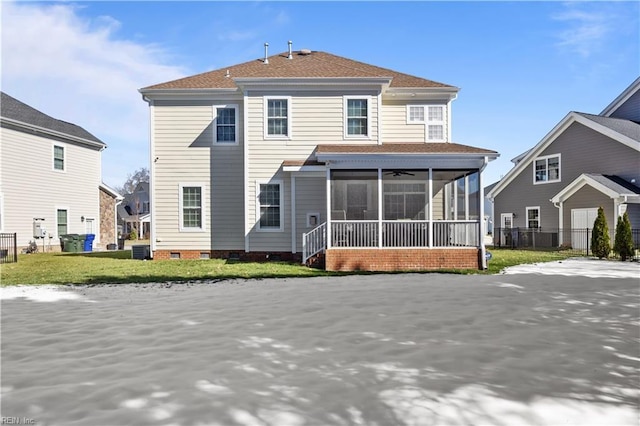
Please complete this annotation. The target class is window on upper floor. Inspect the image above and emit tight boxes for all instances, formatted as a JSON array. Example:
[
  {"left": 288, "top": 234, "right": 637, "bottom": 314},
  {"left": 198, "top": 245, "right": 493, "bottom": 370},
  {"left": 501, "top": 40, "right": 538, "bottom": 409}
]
[
  {"left": 214, "top": 105, "right": 238, "bottom": 144},
  {"left": 344, "top": 97, "right": 369, "bottom": 138},
  {"left": 53, "top": 145, "right": 65, "bottom": 171},
  {"left": 265, "top": 97, "right": 290, "bottom": 138},
  {"left": 257, "top": 181, "right": 283, "bottom": 231},
  {"left": 180, "top": 184, "right": 205, "bottom": 231},
  {"left": 534, "top": 154, "right": 561, "bottom": 184},
  {"left": 406, "top": 105, "right": 446, "bottom": 142},
  {"left": 526, "top": 206, "right": 540, "bottom": 229},
  {"left": 143, "top": 201, "right": 150, "bottom": 214}
]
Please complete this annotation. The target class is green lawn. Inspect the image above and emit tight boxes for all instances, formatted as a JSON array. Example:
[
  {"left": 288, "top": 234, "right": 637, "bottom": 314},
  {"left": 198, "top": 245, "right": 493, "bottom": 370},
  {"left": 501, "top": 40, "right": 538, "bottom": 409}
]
[{"left": 0, "top": 248, "right": 578, "bottom": 286}]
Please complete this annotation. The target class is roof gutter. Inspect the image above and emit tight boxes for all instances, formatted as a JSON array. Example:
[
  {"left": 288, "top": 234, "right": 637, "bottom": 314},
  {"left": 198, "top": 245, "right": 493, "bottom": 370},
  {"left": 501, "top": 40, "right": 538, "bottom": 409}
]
[{"left": 0, "top": 117, "right": 106, "bottom": 150}]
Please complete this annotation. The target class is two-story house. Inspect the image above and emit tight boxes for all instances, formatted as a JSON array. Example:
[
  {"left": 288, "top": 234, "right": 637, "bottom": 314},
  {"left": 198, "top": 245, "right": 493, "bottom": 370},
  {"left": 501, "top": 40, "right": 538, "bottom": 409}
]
[
  {"left": 140, "top": 45, "right": 498, "bottom": 271},
  {"left": 117, "top": 182, "right": 151, "bottom": 239},
  {"left": 488, "top": 78, "right": 640, "bottom": 250},
  {"left": 0, "top": 92, "right": 121, "bottom": 251}
]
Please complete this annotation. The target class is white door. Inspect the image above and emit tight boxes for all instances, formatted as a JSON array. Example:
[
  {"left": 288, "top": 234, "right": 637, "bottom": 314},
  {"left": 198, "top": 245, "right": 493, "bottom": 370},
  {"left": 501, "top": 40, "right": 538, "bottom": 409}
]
[
  {"left": 571, "top": 208, "right": 597, "bottom": 250},
  {"left": 85, "top": 218, "right": 95, "bottom": 234},
  {"left": 500, "top": 213, "right": 513, "bottom": 246}
]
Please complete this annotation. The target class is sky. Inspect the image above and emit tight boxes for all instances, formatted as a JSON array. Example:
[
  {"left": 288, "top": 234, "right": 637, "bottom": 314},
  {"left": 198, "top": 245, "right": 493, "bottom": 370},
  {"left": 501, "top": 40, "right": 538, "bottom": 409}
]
[{"left": 1, "top": 1, "right": 638, "bottom": 190}]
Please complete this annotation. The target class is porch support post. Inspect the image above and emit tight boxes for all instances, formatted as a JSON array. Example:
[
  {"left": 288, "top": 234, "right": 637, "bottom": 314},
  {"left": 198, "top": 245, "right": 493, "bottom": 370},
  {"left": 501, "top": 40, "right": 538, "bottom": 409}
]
[
  {"left": 479, "top": 160, "right": 487, "bottom": 269},
  {"left": 428, "top": 168, "right": 433, "bottom": 248},
  {"left": 326, "top": 167, "right": 332, "bottom": 249},
  {"left": 377, "top": 168, "right": 383, "bottom": 248},
  {"left": 291, "top": 175, "right": 296, "bottom": 254}
]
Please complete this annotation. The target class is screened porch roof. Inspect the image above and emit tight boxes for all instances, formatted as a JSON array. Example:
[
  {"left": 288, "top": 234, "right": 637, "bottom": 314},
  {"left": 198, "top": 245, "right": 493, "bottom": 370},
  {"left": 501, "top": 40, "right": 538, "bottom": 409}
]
[{"left": 285, "top": 143, "right": 500, "bottom": 170}]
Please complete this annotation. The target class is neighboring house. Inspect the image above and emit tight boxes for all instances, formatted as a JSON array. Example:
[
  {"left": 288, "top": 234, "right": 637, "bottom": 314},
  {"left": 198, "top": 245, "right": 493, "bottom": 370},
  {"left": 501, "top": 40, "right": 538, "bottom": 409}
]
[
  {"left": 488, "top": 78, "right": 640, "bottom": 249},
  {"left": 0, "top": 92, "right": 118, "bottom": 250},
  {"left": 140, "top": 45, "right": 498, "bottom": 271},
  {"left": 117, "top": 182, "right": 150, "bottom": 239}
]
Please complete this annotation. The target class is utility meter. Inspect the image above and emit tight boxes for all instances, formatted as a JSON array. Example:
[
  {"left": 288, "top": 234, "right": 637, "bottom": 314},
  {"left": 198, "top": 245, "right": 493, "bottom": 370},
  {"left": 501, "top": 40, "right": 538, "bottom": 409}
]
[{"left": 33, "top": 218, "right": 46, "bottom": 238}]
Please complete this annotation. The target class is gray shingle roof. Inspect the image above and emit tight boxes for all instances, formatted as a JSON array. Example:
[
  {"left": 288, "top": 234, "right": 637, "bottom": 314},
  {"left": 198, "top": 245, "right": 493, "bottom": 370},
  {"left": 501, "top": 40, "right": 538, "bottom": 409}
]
[
  {"left": 585, "top": 173, "right": 640, "bottom": 195},
  {"left": 576, "top": 112, "right": 640, "bottom": 142},
  {"left": 1, "top": 92, "right": 105, "bottom": 146}
]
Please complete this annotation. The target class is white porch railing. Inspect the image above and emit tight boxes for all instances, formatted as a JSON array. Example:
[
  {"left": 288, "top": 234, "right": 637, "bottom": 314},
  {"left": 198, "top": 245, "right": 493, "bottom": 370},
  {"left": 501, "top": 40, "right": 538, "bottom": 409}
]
[
  {"left": 302, "top": 222, "right": 327, "bottom": 264},
  {"left": 432, "top": 221, "right": 480, "bottom": 247},
  {"left": 330, "top": 220, "right": 481, "bottom": 248}
]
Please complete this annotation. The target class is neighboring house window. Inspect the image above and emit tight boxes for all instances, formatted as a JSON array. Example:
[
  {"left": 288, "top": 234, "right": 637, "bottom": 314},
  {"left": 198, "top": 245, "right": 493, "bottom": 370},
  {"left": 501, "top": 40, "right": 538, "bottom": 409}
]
[
  {"left": 143, "top": 201, "right": 149, "bottom": 214},
  {"left": 180, "top": 184, "right": 204, "bottom": 231},
  {"left": 257, "top": 181, "right": 283, "bottom": 231},
  {"left": 265, "top": 97, "right": 290, "bottom": 138},
  {"left": 345, "top": 97, "right": 369, "bottom": 137},
  {"left": 526, "top": 207, "right": 540, "bottom": 228},
  {"left": 406, "top": 105, "right": 446, "bottom": 141},
  {"left": 534, "top": 154, "right": 561, "bottom": 184},
  {"left": 53, "top": 145, "right": 65, "bottom": 171},
  {"left": 57, "top": 209, "right": 68, "bottom": 236},
  {"left": 214, "top": 105, "right": 238, "bottom": 144}
]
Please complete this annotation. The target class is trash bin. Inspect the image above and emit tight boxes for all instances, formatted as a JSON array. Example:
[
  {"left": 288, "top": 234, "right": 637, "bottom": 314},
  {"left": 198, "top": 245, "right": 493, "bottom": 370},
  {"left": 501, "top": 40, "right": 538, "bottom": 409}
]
[
  {"left": 60, "top": 234, "right": 72, "bottom": 252},
  {"left": 83, "top": 234, "right": 95, "bottom": 252},
  {"left": 78, "top": 234, "right": 87, "bottom": 252},
  {"left": 118, "top": 238, "right": 125, "bottom": 250}
]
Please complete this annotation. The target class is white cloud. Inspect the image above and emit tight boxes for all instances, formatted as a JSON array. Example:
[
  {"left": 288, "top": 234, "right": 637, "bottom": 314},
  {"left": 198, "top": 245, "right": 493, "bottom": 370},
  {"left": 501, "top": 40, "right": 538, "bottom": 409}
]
[
  {"left": 0, "top": 1, "right": 188, "bottom": 187},
  {"left": 552, "top": 3, "right": 617, "bottom": 58}
]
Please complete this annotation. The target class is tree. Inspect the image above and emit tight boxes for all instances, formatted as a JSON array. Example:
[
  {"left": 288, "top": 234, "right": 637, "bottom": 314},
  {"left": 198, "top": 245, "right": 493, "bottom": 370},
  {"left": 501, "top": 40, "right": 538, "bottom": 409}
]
[
  {"left": 116, "top": 167, "right": 149, "bottom": 196},
  {"left": 591, "top": 206, "right": 610, "bottom": 259},
  {"left": 614, "top": 211, "right": 634, "bottom": 261}
]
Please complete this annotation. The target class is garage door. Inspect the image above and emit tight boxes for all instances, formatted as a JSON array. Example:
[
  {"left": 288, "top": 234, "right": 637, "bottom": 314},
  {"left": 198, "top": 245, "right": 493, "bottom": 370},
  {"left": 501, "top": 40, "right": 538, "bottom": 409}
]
[{"left": 571, "top": 208, "right": 597, "bottom": 250}]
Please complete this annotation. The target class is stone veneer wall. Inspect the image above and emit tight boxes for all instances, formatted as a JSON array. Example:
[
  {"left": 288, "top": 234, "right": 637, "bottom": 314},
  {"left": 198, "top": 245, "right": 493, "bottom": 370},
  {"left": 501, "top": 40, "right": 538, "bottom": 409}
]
[{"left": 99, "top": 188, "right": 117, "bottom": 249}]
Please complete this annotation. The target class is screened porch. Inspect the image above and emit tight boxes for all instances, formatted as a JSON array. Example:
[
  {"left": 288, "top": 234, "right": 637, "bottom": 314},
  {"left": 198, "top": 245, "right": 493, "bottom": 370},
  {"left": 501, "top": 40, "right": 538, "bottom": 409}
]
[{"left": 309, "top": 169, "right": 482, "bottom": 253}]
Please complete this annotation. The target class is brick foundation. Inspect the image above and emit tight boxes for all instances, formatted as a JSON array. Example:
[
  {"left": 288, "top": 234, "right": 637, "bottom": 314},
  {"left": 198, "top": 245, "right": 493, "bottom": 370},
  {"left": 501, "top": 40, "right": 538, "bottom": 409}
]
[
  {"left": 153, "top": 250, "right": 301, "bottom": 263},
  {"left": 325, "top": 248, "right": 482, "bottom": 272}
]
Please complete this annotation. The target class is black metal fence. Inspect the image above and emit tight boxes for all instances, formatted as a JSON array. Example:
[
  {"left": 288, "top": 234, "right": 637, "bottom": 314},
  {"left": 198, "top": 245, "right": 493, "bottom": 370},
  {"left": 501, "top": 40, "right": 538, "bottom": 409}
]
[
  {"left": 492, "top": 227, "right": 640, "bottom": 259},
  {"left": 0, "top": 233, "right": 18, "bottom": 264}
]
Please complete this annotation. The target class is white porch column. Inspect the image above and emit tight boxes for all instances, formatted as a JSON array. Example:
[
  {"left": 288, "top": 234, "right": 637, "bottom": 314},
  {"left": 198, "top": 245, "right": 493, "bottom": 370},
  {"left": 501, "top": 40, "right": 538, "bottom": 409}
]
[
  {"left": 378, "top": 168, "right": 383, "bottom": 248},
  {"left": 291, "top": 175, "right": 296, "bottom": 254},
  {"left": 479, "top": 167, "right": 486, "bottom": 268},
  {"left": 428, "top": 168, "right": 433, "bottom": 248},
  {"left": 326, "top": 167, "right": 332, "bottom": 249}
]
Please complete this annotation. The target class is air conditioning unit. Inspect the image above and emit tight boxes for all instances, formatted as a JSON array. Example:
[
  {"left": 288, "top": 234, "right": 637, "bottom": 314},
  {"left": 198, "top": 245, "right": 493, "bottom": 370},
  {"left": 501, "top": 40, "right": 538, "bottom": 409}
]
[{"left": 131, "top": 245, "right": 151, "bottom": 260}]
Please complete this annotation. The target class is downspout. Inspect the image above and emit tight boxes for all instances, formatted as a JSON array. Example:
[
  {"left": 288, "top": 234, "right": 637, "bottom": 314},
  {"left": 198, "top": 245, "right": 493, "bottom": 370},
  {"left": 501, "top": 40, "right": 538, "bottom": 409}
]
[{"left": 479, "top": 156, "right": 489, "bottom": 269}]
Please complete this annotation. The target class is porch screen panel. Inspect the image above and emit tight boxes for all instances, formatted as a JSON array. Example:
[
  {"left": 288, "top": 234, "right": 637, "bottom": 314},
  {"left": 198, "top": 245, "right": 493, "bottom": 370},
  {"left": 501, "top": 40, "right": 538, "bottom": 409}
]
[
  {"left": 330, "top": 171, "right": 378, "bottom": 220},
  {"left": 382, "top": 171, "right": 429, "bottom": 220}
]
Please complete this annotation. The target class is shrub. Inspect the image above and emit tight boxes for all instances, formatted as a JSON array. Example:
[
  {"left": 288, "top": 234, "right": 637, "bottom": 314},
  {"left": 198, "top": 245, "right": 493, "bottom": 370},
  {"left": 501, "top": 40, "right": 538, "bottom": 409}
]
[
  {"left": 591, "top": 206, "right": 610, "bottom": 259},
  {"left": 128, "top": 229, "right": 138, "bottom": 240},
  {"left": 614, "top": 211, "right": 634, "bottom": 261}
]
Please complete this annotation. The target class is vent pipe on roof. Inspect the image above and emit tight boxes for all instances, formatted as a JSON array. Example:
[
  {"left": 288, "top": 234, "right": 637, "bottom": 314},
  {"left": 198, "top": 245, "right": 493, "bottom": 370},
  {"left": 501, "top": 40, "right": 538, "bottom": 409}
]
[
  {"left": 288, "top": 41, "right": 293, "bottom": 59},
  {"left": 264, "top": 42, "right": 269, "bottom": 64}
]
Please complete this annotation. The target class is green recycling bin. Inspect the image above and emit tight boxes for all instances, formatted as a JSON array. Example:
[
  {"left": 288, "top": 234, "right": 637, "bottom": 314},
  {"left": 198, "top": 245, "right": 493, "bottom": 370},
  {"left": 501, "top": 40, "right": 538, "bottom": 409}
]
[
  {"left": 60, "top": 234, "right": 80, "bottom": 252},
  {"left": 60, "top": 234, "right": 73, "bottom": 252}
]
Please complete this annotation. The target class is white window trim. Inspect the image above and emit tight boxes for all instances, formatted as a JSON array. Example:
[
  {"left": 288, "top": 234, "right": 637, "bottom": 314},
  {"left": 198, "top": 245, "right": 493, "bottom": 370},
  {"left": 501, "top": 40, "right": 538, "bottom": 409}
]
[
  {"left": 213, "top": 104, "right": 239, "bottom": 145},
  {"left": 526, "top": 206, "right": 541, "bottom": 229},
  {"left": 533, "top": 153, "right": 561, "bottom": 185},
  {"left": 256, "top": 179, "right": 284, "bottom": 232},
  {"left": 55, "top": 206, "right": 70, "bottom": 238},
  {"left": 405, "top": 104, "right": 446, "bottom": 142},
  {"left": 501, "top": 213, "right": 513, "bottom": 229},
  {"left": 263, "top": 96, "right": 292, "bottom": 140},
  {"left": 179, "top": 183, "right": 206, "bottom": 232},
  {"left": 343, "top": 96, "right": 372, "bottom": 140},
  {"left": 52, "top": 143, "right": 66, "bottom": 172}
]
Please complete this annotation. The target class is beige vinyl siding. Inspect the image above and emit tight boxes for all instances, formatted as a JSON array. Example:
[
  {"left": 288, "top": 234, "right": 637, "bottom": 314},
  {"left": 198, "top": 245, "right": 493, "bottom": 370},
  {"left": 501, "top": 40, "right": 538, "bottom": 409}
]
[
  {"left": 0, "top": 127, "right": 101, "bottom": 247},
  {"left": 294, "top": 176, "right": 326, "bottom": 252},
  {"left": 152, "top": 100, "right": 244, "bottom": 250},
  {"left": 246, "top": 91, "right": 378, "bottom": 251}
]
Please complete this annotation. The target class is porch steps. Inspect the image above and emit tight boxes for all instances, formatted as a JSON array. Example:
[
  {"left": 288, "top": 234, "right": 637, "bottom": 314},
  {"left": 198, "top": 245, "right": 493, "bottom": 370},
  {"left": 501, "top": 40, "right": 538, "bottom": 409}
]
[{"left": 305, "top": 252, "right": 325, "bottom": 269}]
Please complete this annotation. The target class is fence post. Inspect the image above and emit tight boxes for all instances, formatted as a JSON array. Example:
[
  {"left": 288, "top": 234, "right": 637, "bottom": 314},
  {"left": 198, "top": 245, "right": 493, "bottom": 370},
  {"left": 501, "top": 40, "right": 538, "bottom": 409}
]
[
  {"left": 586, "top": 228, "right": 589, "bottom": 256},
  {"left": 13, "top": 233, "right": 17, "bottom": 263}
]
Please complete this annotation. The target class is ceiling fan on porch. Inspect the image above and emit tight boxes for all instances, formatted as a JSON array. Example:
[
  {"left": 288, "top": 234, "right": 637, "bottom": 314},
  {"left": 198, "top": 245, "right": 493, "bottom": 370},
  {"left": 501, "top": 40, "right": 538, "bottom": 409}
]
[{"left": 385, "top": 170, "right": 415, "bottom": 177}]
